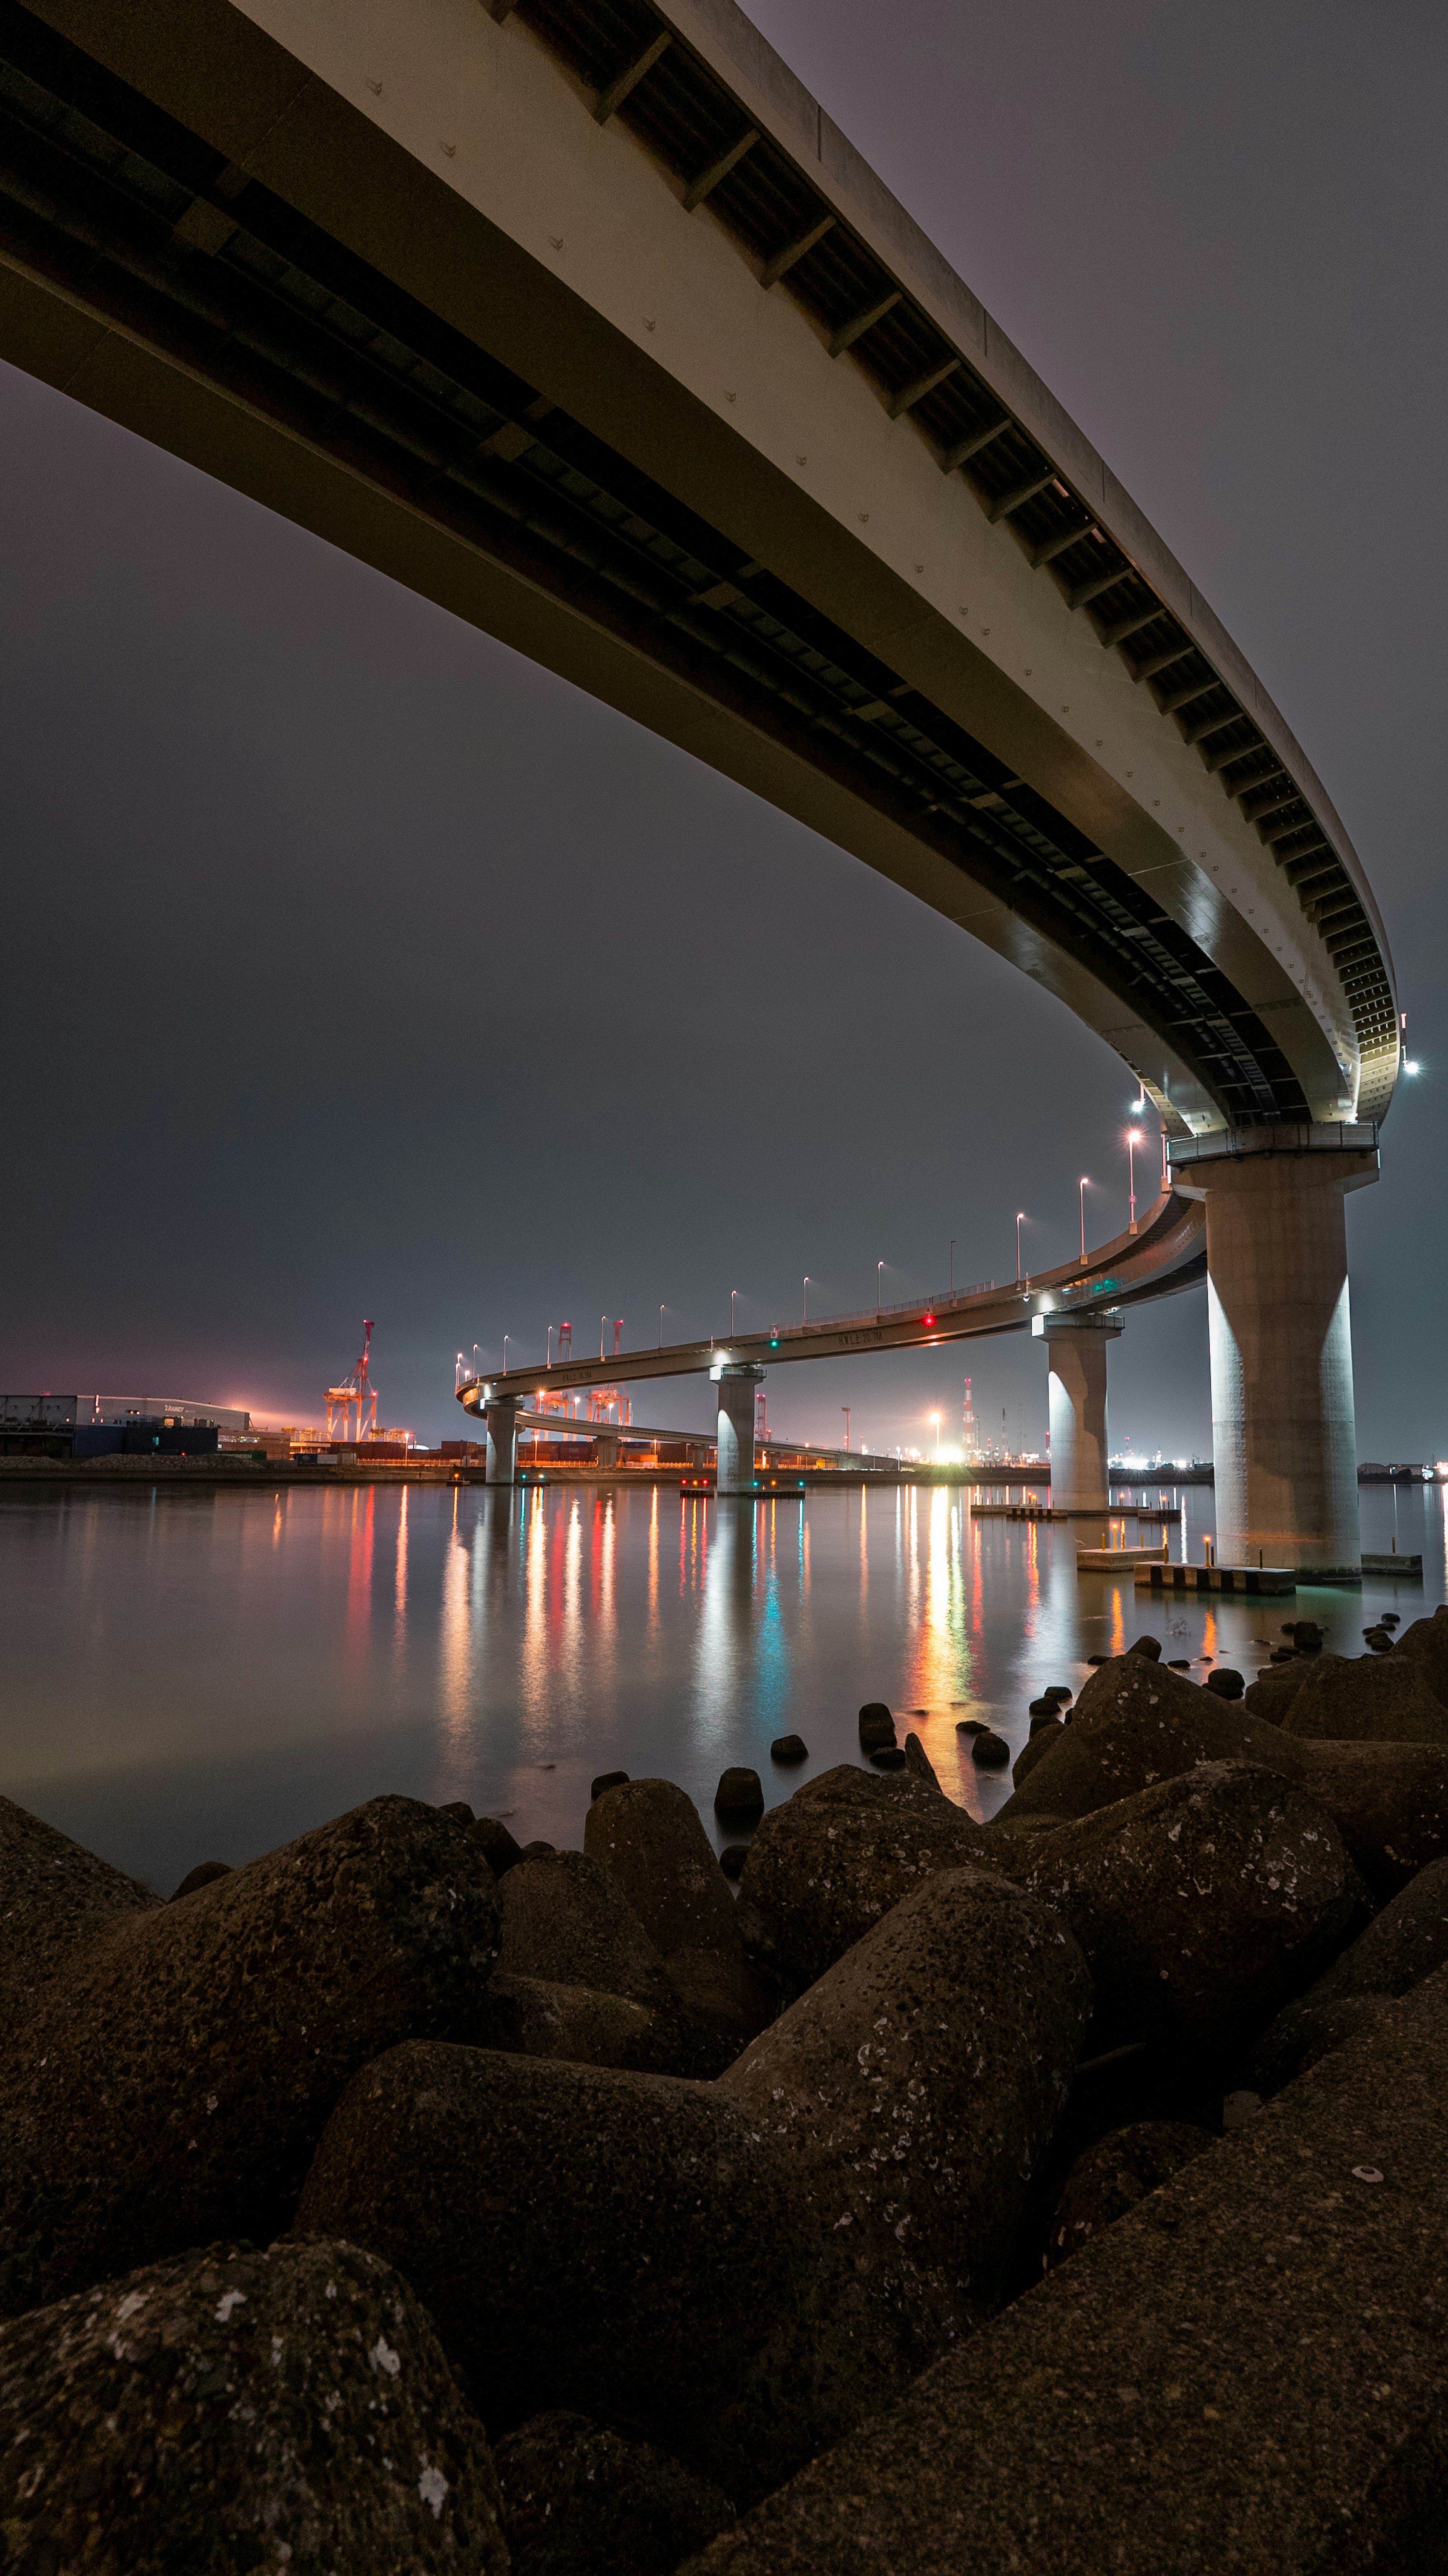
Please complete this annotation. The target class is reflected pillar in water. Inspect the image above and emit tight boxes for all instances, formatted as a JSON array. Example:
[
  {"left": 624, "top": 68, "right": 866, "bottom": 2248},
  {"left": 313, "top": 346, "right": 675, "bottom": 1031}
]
[
  {"left": 485, "top": 1399, "right": 521, "bottom": 1486},
  {"left": 714, "top": 1362, "right": 765, "bottom": 1495},
  {"left": 1034, "top": 1311, "right": 1123, "bottom": 1520}
]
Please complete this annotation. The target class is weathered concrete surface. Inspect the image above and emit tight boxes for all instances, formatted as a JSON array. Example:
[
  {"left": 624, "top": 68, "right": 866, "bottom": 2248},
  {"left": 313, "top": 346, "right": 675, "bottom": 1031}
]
[
  {"left": 0, "top": 2236, "right": 508, "bottom": 2573},
  {"left": 496, "top": 2409, "right": 734, "bottom": 2576},
  {"left": 0, "top": 1796, "right": 500, "bottom": 2316},
  {"left": 585, "top": 1778, "right": 772, "bottom": 2055},
  {"left": 295, "top": 2039, "right": 824, "bottom": 2500},
  {"left": 736, "top": 1766, "right": 991, "bottom": 1994},
  {"left": 684, "top": 1966, "right": 1448, "bottom": 2574},
  {"left": 999, "top": 1653, "right": 1297, "bottom": 1819},
  {"left": 474, "top": 1968, "right": 676, "bottom": 2073},
  {"left": 1046, "top": 2119, "right": 1213, "bottom": 2269},
  {"left": 1391, "top": 1607, "right": 1448, "bottom": 1702},
  {"left": 497, "top": 1849, "right": 675, "bottom": 2011},
  {"left": 1017, "top": 1764, "right": 1365, "bottom": 2055},
  {"left": 996, "top": 1656, "right": 1448, "bottom": 1895},
  {"left": 0, "top": 1795, "right": 159, "bottom": 2046},
  {"left": 1309, "top": 1854, "right": 1448, "bottom": 2003},
  {"left": 721, "top": 1870, "right": 1091, "bottom": 2361},
  {"left": 1278, "top": 1653, "right": 1448, "bottom": 1744}
]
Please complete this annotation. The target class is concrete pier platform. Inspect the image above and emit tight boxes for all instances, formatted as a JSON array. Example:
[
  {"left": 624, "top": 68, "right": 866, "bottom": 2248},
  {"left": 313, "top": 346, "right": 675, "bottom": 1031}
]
[
  {"left": 1076, "top": 1543, "right": 1168, "bottom": 1570},
  {"left": 685, "top": 1968, "right": 1448, "bottom": 2576},
  {"left": 1137, "top": 1562, "right": 1296, "bottom": 1595}
]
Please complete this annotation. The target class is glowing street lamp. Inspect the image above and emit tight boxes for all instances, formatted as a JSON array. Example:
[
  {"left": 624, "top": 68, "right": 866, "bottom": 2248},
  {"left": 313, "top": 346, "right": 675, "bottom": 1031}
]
[
  {"left": 730, "top": 1288, "right": 740, "bottom": 1336},
  {"left": 1126, "top": 1127, "right": 1140, "bottom": 1234},
  {"left": 802, "top": 1276, "right": 811, "bottom": 1322},
  {"left": 842, "top": 1406, "right": 851, "bottom": 1453},
  {"left": 503, "top": 1334, "right": 511, "bottom": 1377},
  {"left": 877, "top": 1260, "right": 884, "bottom": 1313},
  {"left": 1079, "top": 1176, "right": 1091, "bottom": 1263},
  {"left": 1015, "top": 1211, "right": 1026, "bottom": 1282},
  {"left": 659, "top": 1303, "right": 665, "bottom": 1349}
]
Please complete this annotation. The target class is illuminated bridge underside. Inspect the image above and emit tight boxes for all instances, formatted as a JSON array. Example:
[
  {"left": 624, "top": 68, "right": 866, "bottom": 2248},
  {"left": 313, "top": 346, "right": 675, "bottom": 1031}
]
[
  {"left": 0, "top": 0, "right": 1397, "bottom": 1130},
  {"left": 460, "top": 1190, "right": 1206, "bottom": 1408}
]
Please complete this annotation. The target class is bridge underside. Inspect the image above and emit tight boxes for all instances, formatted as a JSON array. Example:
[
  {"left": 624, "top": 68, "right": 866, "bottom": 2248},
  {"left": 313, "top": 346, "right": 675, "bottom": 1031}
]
[{"left": 0, "top": 0, "right": 1394, "bottom": 1131}]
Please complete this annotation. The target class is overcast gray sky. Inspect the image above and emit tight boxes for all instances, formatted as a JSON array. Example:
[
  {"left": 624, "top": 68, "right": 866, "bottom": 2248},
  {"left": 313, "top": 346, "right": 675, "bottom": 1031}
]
[{"left": 1, "top": 0, "right": 1442, "bottom": 1456}]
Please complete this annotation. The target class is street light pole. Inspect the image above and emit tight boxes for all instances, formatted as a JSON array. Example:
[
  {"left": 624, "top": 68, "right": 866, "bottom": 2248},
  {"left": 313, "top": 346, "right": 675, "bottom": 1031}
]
[
  {"left": 659, "top": 1303, "right": 665, "bottom": 1349},
  {"left": 547, "top": 1326, "right": 554, "bottom": 1369},
  {"left": 842, "top": 1406, "right": 851, "bottom": 1453},
  {"left": 1079, "top": 1176, "right": 1090, "bottom": 1263},
  {"left": 877, "top": 1260, "right": 884, "bottom": 1313},
  {"left": 600, "top": 1315, "right": 607, "bottom": 1362},
  {"left": 949, "top": 1237, "right": 955, "bottom": 1296},
  {"left": 1127, "top": 1129, "right": 1138, "bottom": 1234},
  {"left": 730, "top": 1288, "right": 739, "bottom": 1337},
  {"left": 503, "top": 1334, "right": 511, "bottom": 1377},
  {"left": 1015, "top": 1212, "right": 1025, "bottom": 1282},
  {"left": 802, "top": 1276, "right": 810, "bottom": 1322}
]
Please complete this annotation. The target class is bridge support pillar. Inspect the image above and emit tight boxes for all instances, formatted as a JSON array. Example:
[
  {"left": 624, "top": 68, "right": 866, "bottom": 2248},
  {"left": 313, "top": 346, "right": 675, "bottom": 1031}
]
[
  {"left": 714, "top": 1363, "right": 765, "bottom": 1495},
  {"left": 484, "top": 1399, "right": 520, "bottom": 1486},
  {"left": 595, "top": 1431, "right": 620, "bottom": 1469},
  {"left": 1033, "top": 1311, "right": 1122, "bottom": 1513},
  {"left": 1172, "top": 1127, "right": 1379, "bottom": 1576}
]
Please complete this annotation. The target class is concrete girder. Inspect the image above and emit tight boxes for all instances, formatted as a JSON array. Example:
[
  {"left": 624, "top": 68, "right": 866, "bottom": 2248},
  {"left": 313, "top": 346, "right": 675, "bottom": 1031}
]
[{"left": 0, "top": 0, "right": 1396, "bottom": 1127}]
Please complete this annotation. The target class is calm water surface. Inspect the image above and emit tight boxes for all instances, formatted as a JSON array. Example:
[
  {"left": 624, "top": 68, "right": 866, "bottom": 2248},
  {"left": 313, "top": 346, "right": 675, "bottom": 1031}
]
[{"left": 3, "top": 1478, "right": 1443, "bottom": 1893}]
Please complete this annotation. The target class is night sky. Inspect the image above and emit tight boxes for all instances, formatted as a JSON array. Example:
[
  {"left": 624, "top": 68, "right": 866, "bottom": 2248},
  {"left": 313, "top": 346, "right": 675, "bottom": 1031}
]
[{"left": 2, "top": 0, "right": 1443, "bottom": 1459}]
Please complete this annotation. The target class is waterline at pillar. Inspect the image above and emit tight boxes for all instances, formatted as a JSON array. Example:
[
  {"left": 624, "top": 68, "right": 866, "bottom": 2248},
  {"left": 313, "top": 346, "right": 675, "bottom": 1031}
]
[
  {"left": 1032, "top": 1311, "right": 1122, "bottom": 1514},
  {"left": 714, "top": 1362, "right": 765, "bottom": 1496},
  {"left": 1172, "top": 1125, "right": 1379, "bottom": 1577},
  {"left": 484, "top": 1398, "right": 520, "bottom": 1486}
]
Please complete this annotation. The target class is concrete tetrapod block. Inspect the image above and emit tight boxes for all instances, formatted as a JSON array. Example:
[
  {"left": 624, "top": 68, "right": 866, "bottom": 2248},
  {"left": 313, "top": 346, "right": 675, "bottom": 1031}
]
[
  {"left": 1390, "top": 1605, "right": 1448, "bottom": 1700},
  {"left": 294, "top": 2041, "right": 825, "bottom": 2503},
  {"left": 497, "top": 1849, "right": 677, "bottom": 2014},
  {"left": 473, "top": 1970, "right": 679, "bottom": 2074},
  {"left": 1277, "top": 1652, "right": 1448, "bottom": 1744},
  {"left": 720, "top": 1869, "right": 1092, "bottom": 2366},
  {"left": 681, "top": 1968, "right": 1448, "bottom": 2576},
  {"left": 0, "top": 1795, "right": 501, "bottom": 2318},
  {"left": 0, "top": 2237, "right": 509, "bottom": 2572},
  {"left": 1016, "top": 1763, "right": 1366, "bottom": 2058},
  {"left": 994, "top": 1654, "right": 1448, "bottom": 1897},
  {"left": 585, "top": 1778, "right": 772, "bottom": 2057},
  {"left": 735, "top": 1766, "right": 992, "bottom": 1997},
  {"left": 0, "top": 1793, "right": 160, "bottom": 2048},
  {"left": 495, "top": 2409, "right": 735, "bottom": 2576}
]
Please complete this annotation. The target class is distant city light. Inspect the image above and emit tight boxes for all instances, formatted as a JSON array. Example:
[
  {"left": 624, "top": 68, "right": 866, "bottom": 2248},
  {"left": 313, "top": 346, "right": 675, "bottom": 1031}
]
[{"left": 1404, "top": 1059, "right": 1422, "bottom": 1076}]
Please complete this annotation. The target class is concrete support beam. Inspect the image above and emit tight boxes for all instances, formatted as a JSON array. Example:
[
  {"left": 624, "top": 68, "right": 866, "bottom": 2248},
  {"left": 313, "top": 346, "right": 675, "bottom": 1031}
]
[
  {"left": 714, "top": 1363, "right": 765, "bottom": 1495},
  {"left": 1032, "top": 1312, "right": 1121, "bottom": 1513},
  {"left": 594, "top": 1431, "right": 620, "bottom": 1468},
  {"left": 484, "top": 1398, "right": 520, "bottom": 1486},
  {"left": 1173, "top": 1128, "right": 1379, "bottom": 1575}
]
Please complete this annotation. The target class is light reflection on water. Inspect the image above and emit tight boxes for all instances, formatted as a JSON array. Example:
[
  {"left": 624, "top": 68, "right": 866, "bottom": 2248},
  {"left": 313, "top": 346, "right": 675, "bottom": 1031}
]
[{"left": 0, "top": 1479, "right": 1442, "bottom": 1893}]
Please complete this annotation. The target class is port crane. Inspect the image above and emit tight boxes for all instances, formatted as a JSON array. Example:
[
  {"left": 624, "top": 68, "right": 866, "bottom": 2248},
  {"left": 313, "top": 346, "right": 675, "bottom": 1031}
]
[{"left": 325, "top": 1319, "right": 379, "bottom": 1443}]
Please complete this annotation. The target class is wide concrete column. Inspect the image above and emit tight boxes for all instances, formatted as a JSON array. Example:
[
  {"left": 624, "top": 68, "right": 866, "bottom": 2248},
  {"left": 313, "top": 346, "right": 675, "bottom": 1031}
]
[
  {"left": 1172, "top": 1125, "right": 1379, "bottom": 1575},
  {"left": 1032, "top": 1311, "right": 1122, "bottom": 1512},
  {"left": 484, "top": 1399, "right": 520, "bottom": 1486},
  {"left": 595, "top": 1431, "right": 620, "bottom": 1469},
  {"left": 714, "top": 1363, "right": 765, "bottom": 1495}
]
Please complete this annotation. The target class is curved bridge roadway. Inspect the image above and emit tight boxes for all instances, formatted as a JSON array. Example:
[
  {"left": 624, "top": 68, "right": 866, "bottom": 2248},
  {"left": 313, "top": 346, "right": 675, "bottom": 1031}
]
[{"left": 0, "top": 0, "right": 1392, "bottom": 1564}]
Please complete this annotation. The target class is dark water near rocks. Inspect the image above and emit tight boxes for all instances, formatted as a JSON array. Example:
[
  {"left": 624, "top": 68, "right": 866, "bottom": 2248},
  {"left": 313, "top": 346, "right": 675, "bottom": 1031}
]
[{"left": 2, "top": 1478, "right": 1443, "bottom": 1894}]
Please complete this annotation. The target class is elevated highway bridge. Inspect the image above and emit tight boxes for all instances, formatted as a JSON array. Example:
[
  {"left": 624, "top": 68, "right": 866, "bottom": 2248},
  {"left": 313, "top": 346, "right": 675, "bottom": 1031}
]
[{"left": 0, "top": 0, "right": 1396, "bottom": 1570}]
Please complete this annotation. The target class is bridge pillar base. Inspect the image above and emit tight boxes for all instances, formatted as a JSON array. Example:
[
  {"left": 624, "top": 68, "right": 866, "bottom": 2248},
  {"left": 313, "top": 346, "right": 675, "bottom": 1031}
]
[
  {"left": 1034, "top": 1311, "right": 1122, "bottom": 1515},
  {"left": 1172, "top": 1130, "right": 1378, "bottom": 1575},
  {"left": 715, "top": 1363, "right": 765, "bottom": 1495},
  {"left": 595, "top": 1432, "right": 620, "bottom": 1469},
  {"left": 485, "top": 1399, "right": 521, "bottom": 1486}
]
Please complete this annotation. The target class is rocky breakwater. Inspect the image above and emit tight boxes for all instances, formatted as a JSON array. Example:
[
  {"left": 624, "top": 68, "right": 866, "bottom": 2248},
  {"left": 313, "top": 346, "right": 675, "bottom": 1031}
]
[
  {"left": 0, "top": 1795, "right": 502, "bottom": 2317},
  {"left": 9, "top": 1626, "right": 1448, "bottom": 2567}
]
